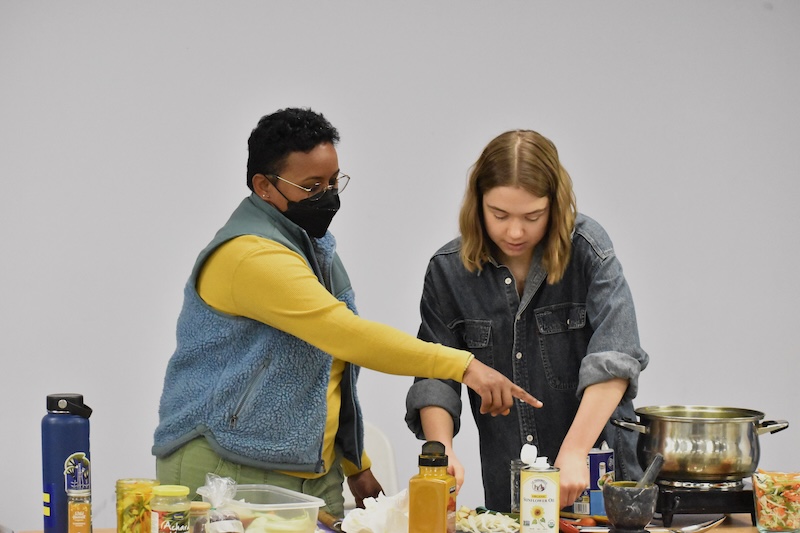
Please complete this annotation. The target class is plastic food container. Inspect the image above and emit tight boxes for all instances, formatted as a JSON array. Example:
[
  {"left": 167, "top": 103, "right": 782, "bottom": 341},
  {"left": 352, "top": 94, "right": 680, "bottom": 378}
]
[
  {"left": 203, "top": 484, "right": 324, "bottom": 533},
  {"left": 753, "top": 471, "right": 800, "bottom": 533}
]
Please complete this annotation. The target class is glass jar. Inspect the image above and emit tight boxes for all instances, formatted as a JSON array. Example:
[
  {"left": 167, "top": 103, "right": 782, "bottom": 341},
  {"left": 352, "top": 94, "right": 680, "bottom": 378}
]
[
  {"left": 189, "top": 501, "right": 211, "bottom": 533},
  {"left": 68, "top": 489, "right": 92, "bottom": 533},
  {"left": 510, "top": 458, "right": 525, "bottom": 514},
  {"left": 116, "top": 478, "right": 159, "bottom": 533},
  {"left": 150, "top": 484, "right": 191, "bottom": 533}
]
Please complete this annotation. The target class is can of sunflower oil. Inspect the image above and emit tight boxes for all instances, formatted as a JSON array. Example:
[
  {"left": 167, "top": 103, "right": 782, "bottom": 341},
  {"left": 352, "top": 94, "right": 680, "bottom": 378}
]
[{"left": 520, "top": 456, "right": 559, "bottom": 533}]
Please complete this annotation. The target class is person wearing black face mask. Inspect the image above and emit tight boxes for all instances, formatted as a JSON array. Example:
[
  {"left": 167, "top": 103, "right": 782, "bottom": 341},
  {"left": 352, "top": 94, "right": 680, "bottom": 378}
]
[
  {"left": 152, "top": 108, "right": 541, "bottom": 519},
  {"left": 253, "top": 167, "right": 346, "bottom": 239}
]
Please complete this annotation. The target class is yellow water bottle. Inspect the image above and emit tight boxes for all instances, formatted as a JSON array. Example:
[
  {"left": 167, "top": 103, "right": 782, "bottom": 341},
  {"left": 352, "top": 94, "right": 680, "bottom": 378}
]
[{"left": 408, "top": 441, "right": 457, "bottom": 533}]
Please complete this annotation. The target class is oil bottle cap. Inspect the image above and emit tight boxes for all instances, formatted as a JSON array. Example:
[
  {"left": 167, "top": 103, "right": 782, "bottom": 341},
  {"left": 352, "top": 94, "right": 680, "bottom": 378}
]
[
  {"left": 529, "top": 456, "right": 551, "bottom": 470},
  {"left": 419, "top": 440, "right": 449, "bottom": 467},
  {"left": 46, "top": 393, "right": 93, "bottom": 419},
  {"left": 520, "top": 443, "right": 539, "bottom": 465}
]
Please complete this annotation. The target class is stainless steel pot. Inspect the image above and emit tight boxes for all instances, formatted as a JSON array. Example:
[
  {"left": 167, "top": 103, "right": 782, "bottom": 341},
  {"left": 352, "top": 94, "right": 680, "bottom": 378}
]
[{"left": 613, "top": 405, "right": 788, "bottom": 482}]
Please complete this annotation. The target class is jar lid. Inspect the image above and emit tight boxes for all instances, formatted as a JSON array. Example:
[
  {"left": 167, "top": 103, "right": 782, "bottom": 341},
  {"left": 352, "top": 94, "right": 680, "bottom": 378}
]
[
  {"left": 190, "top": 501, "right": 211, "bottom": 513},
  {"left": 153, "top": 484, "right": 190, "bottom": 497}
]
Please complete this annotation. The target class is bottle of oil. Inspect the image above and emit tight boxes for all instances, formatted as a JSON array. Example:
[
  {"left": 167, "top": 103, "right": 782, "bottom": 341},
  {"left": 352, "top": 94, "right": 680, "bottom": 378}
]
[{"left": 408, "top": 441, "right": 457, "bottom": 533}]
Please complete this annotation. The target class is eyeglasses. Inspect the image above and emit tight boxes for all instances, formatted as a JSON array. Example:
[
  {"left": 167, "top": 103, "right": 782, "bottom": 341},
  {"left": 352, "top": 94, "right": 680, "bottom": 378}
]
[{"left": 268, "top": 172, "right": 350, "bottom": 201}]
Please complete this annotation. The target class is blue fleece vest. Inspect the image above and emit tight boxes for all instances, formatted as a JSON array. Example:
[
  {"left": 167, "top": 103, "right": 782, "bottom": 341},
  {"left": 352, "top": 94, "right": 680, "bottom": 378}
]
[{"left": 152, "top": 194, "right": 363, "bottom": 473}]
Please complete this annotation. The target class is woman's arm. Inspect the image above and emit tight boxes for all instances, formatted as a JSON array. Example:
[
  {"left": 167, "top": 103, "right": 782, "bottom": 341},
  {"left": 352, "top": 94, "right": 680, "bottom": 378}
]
[
  {"left": 555, "top": 378, "right": 628, "bottom": 507},
  {"left": 420, "top": 405, "right": 465, "bottom": 493}
]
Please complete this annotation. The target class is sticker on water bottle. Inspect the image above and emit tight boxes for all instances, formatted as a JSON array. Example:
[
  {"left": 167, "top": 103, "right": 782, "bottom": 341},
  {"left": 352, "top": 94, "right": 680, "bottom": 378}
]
[{"left": 63, "top": 452, "right": 91, "bottom": 492}]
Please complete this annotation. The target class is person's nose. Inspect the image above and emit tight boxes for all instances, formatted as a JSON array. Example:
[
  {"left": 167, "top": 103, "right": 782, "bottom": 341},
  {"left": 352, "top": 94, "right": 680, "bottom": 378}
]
[{"left": 508, "top": 219, "right": 524, "bottom": 239}]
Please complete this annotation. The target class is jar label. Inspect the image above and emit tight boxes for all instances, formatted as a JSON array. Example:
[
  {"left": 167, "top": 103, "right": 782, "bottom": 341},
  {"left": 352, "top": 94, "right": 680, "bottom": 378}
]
[
  {"left": 151, "top": 510, "right": 189, "bottom": 533},
  {"left": 68, "top": 500, "right": 91, "bottom": 533},
  {"left": 520, "top": 468, "right": 559, "bottom": 533}
]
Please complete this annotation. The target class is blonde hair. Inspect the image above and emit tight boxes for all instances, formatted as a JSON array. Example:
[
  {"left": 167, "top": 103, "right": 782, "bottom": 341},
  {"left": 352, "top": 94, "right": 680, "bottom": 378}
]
[{"left": 458, "top": 130, "right": 577, "bottom": 284}]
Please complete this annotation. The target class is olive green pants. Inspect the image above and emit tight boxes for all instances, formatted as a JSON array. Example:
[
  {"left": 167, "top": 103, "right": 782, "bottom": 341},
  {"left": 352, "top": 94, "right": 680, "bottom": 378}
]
[{"left": 156, "top": 438, "right": 346, "bottom": 517}]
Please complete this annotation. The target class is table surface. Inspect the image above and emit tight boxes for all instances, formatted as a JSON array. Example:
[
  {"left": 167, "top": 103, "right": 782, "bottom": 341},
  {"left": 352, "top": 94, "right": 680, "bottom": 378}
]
[{"left": 16, "top": 513, "right": 760, "bottom": 533}]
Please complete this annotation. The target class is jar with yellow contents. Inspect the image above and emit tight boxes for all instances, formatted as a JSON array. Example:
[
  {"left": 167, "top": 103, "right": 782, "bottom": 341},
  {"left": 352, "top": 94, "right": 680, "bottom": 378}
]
[{"left": 116, "top": 478, "right": 160, "bottom": 533}]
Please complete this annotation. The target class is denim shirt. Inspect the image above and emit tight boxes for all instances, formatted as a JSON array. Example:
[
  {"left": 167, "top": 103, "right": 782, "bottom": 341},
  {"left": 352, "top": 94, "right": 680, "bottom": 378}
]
[{"left": 405, "top": 213, "right": 649, "bottom": 512}]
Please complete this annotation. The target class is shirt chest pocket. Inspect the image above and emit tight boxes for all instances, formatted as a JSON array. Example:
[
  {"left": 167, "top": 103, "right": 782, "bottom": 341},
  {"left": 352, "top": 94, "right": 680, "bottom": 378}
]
[
  {"left": 450, "top": 319, "right": 494, "bottom": 366},
  {"left": 535, "top": 303, "right": 587, "bottom": 334}
]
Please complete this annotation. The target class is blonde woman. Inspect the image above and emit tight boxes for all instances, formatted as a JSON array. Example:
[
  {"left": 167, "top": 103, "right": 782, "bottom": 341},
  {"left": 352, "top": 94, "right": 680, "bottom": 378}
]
[{"left": 405, "top": 130, "right": 649, "bottom": 512}]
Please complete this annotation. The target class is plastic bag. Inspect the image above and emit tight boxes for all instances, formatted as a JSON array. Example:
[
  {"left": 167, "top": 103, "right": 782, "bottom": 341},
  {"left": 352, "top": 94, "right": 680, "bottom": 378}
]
[{"left": 196, "top": 474, "right": 245, "bottom": 533}]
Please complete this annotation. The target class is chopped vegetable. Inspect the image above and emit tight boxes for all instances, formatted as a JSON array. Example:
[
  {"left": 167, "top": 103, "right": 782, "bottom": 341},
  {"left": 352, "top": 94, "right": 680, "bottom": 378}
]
[
  {"left": 456, "top": 506, "right": 520, "bottom": 532},
  {"left": 753, "top": 471, "right": 800, "bottom": 532}
]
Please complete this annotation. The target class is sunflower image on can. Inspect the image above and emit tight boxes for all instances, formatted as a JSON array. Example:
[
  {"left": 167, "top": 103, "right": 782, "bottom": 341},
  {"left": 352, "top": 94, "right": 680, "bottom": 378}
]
[{"left": 519, "top": 448, "right": 559, "bottom": 533}]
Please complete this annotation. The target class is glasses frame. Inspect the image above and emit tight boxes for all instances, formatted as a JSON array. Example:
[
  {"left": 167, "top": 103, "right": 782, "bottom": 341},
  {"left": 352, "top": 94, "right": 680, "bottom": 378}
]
[{"left": 267, "top": 172, "right": 350, "bottom": 201}]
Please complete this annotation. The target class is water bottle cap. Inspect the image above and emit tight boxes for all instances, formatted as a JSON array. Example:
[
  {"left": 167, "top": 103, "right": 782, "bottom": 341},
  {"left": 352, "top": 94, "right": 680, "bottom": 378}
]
[{"left": 47, "top": 393, "right": 92, "bottom": 418}]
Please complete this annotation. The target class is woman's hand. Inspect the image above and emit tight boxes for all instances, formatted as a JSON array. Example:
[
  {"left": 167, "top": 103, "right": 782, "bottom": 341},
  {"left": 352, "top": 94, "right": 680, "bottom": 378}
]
[
  {"left": 462, "top": 358, "right": 542, "bottom": 415},
  {"left": 346, "top": 468, "right": 384, "bottom": 509},
  {"left": 554, "top": 450, "right": 590, "bottom": 508},
  {"left": 443, "top": 445, "right": 465, "bottom": 494}
]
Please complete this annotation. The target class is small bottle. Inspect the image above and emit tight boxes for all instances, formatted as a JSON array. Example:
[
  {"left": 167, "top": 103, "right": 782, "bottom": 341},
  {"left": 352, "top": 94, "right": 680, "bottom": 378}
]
[
  {"left": 408, "top": 441, "right": 457, "bottom": 533},
  {"left": 68, "top": 489, "right": 91, "bottom": 533},
  {"left": 150, "top": 485, "right": 191, "bottom": 533}
]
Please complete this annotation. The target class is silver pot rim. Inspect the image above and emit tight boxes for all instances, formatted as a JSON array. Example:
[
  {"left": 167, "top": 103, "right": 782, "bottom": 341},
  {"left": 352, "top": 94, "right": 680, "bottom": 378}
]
[{"left": 634, "top": 405, "right": 765, "bottom": 423}]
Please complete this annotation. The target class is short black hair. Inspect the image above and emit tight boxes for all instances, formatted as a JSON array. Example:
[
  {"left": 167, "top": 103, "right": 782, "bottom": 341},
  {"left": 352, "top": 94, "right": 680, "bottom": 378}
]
[{"left": 246, "top": 108, "right": 340, "bottom": 190}]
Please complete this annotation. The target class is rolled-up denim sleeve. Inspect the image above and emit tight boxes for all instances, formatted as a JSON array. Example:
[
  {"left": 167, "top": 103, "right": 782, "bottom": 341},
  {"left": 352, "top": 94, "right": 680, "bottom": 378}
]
[
  {"left": 405, "top": 378, "right": 463, "bottom": 439},
  {"left": 579, "top": 351, "right": 643, "bottom": 400},
  {"left": 576, "top": 226, "right": 649, "bottom": 401},
  {"left": 405, "top": 255, "right": 467, "bottom": 439}
]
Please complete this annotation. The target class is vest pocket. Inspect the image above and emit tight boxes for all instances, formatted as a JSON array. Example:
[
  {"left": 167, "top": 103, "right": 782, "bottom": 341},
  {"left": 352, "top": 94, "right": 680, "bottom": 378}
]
[{"left": 229, "top": 360, "right": 271, "bottom": 429}]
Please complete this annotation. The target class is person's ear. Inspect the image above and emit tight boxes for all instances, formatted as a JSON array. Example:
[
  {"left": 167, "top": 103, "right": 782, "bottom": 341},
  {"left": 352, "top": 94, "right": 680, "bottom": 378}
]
[{"left": 252, "top": 174, "right": 272, "bottom": 200}]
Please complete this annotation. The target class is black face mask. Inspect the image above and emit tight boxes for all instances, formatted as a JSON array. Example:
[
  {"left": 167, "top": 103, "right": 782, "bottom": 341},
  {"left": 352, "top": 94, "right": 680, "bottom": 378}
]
[{"left": 281, "top": 192, "right": 341, "bottom": 238}]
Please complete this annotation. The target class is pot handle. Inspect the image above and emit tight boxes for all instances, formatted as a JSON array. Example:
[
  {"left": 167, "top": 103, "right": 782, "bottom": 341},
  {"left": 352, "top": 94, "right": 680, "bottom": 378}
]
[
  {"left": 757, "top": 420, "right": 789, "bottom": 435},
  {"left": 612, "top": 418, "right": 648, "bottom": 434}
]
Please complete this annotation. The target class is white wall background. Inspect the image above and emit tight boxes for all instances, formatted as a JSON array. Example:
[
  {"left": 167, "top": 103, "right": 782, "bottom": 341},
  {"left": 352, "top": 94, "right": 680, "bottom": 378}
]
[{"left": 2, "top": 1, "right": 798, "bottom": 530}]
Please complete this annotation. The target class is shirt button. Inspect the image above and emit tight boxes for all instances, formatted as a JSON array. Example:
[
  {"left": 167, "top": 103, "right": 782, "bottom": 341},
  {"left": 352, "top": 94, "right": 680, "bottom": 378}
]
[
  {"left": 526, "top": 435, "right": 534, "bottom": 443},
  {"left": 516, "top": 352, "right": 523, "bottom": 360},
  {"left": 566, "top": 319, "right": 570, "bottom": 326},
  {"left": 505, "top": 277, "right": 513, "bottom": 285}
]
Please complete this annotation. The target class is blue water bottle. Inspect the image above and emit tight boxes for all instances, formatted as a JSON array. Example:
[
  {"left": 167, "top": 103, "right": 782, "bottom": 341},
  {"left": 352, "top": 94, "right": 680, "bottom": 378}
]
[{"left": 42, "top": 393, "right": 92, "bottom": 533}]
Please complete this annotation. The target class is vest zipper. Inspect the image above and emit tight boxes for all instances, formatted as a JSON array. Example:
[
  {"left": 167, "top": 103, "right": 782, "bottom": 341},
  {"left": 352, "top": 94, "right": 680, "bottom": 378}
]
[{"left": 229, "top": 360, "right": 270, "bottom": 429}]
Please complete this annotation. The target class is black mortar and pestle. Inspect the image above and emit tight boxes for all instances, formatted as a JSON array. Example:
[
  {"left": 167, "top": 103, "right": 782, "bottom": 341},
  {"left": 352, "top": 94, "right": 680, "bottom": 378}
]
[{"left": 602, "top": 453, "right": 665, "bottom": 533}]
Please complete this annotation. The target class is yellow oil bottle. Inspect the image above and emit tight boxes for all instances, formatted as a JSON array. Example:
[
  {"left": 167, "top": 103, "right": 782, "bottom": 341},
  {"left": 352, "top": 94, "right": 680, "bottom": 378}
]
[{"left": 408, "top": 441, "right": 457, "bottom": 533}]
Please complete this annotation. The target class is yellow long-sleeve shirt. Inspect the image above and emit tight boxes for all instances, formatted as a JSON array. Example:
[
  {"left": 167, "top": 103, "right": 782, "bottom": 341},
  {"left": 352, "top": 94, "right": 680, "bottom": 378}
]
[{"left": 196, "top": 234, "right": 473, "bottom": 478}]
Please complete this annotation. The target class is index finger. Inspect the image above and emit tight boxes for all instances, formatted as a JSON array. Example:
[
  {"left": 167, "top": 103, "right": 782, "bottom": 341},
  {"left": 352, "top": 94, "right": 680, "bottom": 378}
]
[{"left": 514, "top": 386, "right": 543, "bottom": 408}]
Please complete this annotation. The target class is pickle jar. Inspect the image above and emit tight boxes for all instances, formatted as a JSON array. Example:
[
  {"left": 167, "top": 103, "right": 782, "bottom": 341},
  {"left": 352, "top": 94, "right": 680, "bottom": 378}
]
[
  {"left": 116, "top": 478, "right": 159, "bottom": 533},
  {"left": 151, "top": 485, "right": 191, "bottom": 533}
]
